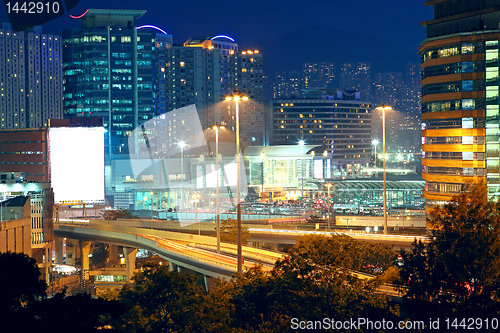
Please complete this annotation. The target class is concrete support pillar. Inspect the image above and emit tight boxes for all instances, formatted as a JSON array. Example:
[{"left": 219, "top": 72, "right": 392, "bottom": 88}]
[
  {"left": 123, "top": 247, "right": 137, "bottom": 283},
  {"left": 169, "top": 261, "right": 176, "bottom": 272},
  {"left": 80, "top": 241, "right": 91, "bottom": 282},
  {"left": 108, "top": 244, "right": 119, "bottom": 264},
  {"left": 43, "top": 242, "right": 51, "bottom": 283},
  {"left": 54, "top": 237, "right": 63, "bottom": 264},
  {"left": 204, "top": 275, "right": 216, "bottom": 291}
]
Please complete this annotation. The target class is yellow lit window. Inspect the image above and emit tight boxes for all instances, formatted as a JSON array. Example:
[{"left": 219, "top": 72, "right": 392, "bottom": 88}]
[{"left": 180, "top": 62, "right": 185, "bottom": 67}]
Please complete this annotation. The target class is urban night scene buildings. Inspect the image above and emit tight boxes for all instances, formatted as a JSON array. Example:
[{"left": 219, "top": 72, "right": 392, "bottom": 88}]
[{"left": 2, "top": 0, "right": 500, "bottom": 331}]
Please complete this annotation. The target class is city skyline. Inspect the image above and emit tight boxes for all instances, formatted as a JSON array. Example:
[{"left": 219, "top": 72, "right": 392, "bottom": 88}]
[{"left": 0, "top": 1, "right": 432, "bottom": 54}]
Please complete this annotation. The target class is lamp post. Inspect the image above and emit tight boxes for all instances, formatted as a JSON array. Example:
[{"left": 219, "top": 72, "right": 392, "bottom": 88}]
[
  {"left": 376, "top": 104, "right": 392, "bottom": 235},
  {"left": 178, "top": 142, "right": 186, "bottom": 211},
  {"left": 149, "top": 191, "right": 154, "bottom": 228},
  {"left": 192, "top": 193, "right": 201, "bottom": 235},
  {"left": 213, "top": 123, "right": 224, "bottom": 254},
  {"left": 325, "top": 183, "right": 333, "bottom": 230},
  {"left": 299, "top": 140, "right": 305, "bottom": 200},
  {"left": 225, "top": 92, "right": 248, "bottom": 274},
  {"left": 260, "top": 152, "right": 265, "bottom": 200}
]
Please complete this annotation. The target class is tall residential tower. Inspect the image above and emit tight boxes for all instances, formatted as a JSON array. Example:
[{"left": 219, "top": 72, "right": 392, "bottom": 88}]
[{"left": 0, "top": 23, "right": 62, "bottom": 129}]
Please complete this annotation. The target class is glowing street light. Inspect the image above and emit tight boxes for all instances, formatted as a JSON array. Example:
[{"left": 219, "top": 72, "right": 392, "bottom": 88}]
[
  {"left": 260, "top": 152, "right": 265, "bottom": 198},
  {"left": 376, "top": 104, "right": 392, "bottom": 235},
  {"left": 212, "top": 123, "right": 224, "bottom": 254},
  {"left": 299, "top": 140, "right": 305, "bottom": 198},
  {"left": 325, "top": 183, "right": 333, "bottom": 230},
  {"left": 225, "top": 92, "right": 248, "bottom": 274}
]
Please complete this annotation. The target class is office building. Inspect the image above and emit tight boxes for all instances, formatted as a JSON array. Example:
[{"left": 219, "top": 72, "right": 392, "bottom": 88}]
[
  {"left": 420, "top": 0, "right": 500, "bottom": 204},
  {"left": 270, "top": 89, "right": 371, "bottom": 177},
  {"left": 0, "top": 23, "right": 62, "bottom": 129},
  {"left": 62, "top": 9, "right": 172, "bottom": 156}
]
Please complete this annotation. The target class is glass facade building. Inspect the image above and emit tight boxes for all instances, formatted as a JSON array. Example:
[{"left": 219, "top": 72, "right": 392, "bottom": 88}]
[
  {"left": 420, "top": 0, "right": 500, "bottom": 204},
  {"left": 62, "top": 9, "right": 172, "bottom": 156}
]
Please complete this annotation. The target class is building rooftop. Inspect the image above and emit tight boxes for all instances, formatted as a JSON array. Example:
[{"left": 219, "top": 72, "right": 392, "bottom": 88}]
[{"left": 244, "top": 145, "right": 319, "bottom": 157}]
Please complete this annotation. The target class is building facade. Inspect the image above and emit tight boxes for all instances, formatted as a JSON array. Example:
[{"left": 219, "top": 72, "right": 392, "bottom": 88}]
[
  {"left": 226, "top": 49, "right": 265, "bottom": 146},
  {"left": 0, "top": 23, "right": 62, "bottom": 129},
  {"left": 420, "top": 0, "right": 500, "bottom": 204},
  {"left": 270, "top": 89, "right": 371, "bottom": 177},
  {"left": 62, "top": 9, "right": 172, "bottom": 156}
]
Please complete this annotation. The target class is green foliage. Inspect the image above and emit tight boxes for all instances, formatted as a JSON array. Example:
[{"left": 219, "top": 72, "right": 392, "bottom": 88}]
[
  {"left": 398, "top": 182, "right": 500, "bottom": 318},
  {"left": 288, "top": 234, "right": 397, "bottom": 275},
  {"left": 0, "top": 251, "right": 47, "bottom": 314},
  {"left": 90, "top": 243, "right": 109, "bottom": 266},
  {"left": 113, "top": 262, "right": 216, "bottom": 333},
  {"left": 219, "top": 235, "right": 398, "bottom": 332},
  {"left": 27, "top": 290, "right": 125, "bottom": 333},
  {"left": 219, "top": 218, "right": 251, "bottom": 245},
  {"left": 101, "top": 208, "right": 138, "bottom": 220}
]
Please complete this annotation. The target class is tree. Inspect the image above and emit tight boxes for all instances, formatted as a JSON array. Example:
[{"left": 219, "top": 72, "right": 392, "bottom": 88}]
[
  {"left": 222, "top": 235, "right": 398, "bottom": 332},
  {"left": 90, "top": 243, "right": 109, "bottom": 266},
  {"left": 398, "top": 182, "right": 500, "bottom": 318},
  {"left": 113, "top": 262, "right": 214, "bottom": 333},
  {"left": 289, "top": 234, "right": 397, "bottom": 274},
  {"left": 219, "top": 218, "right": 251, "bottom": 245},
  {"left": 0, "top": 251, "right": 47, "bottom": 315},
  {"left": 101, "top": 208, "right": 138, "bottom": 220},
  {"left": 28, "top": 289, "right": 125, "bottom": 333}
]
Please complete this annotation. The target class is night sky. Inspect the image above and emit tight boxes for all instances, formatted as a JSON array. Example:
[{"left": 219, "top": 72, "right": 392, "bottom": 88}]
[{"left": 0, "top": 0, "right": 432, "bottom": 52}]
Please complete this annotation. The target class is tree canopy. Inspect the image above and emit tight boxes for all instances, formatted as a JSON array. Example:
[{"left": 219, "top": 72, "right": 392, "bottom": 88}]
[
  {"left": 219, "top": 218, "right": 251, "bottom": 245},
  {"left": 398, "top": 182, "right": 500, "bottom": 318}
]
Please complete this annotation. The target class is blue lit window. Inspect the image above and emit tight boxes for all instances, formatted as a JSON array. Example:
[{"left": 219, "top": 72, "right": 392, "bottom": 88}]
[
  {"left": 461, "top": 62, "right": 473, "bottom": 73},
  {"left": 462, "top": 81, "right": 473, "bottom": 91}
]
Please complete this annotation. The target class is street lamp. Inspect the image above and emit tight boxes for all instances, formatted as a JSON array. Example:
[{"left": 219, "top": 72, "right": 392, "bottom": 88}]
[
  {"left": 178, "top": 141, "right": 186, "bottom": 211},
  {"left": 325, "top": 183, "right": 333, "bottom": 230},
  {"left": 299, "top": 140, "right": 305, "bottom": 199},
  {"left": 372, "top": 139, "right": 379, "bottom": 168},
  {"left": 212, "top": 123, "right": 224, "bottom": 254},
  {"left": 149, "top": 191, "right": 154, "bottom": 226},
  {"left": 260, "top": 152, "right": 265, "bottom": 199},
  {"left": 225, "top": 92, "right": 248, "bottom": 274},
  {"left": 376, "top": 104, "right": 392, "bottom": 235},
  {"left": 192, "top": 193, "right": 201, "bottom": 235}
]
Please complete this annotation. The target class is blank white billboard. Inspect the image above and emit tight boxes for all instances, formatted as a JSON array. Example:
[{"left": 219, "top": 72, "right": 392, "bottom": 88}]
[{"left": 49, "top": 127, "right": 105, "bottom": 204}]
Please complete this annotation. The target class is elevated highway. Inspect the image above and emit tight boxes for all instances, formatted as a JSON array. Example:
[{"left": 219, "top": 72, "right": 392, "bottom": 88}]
[{"left": 54, "top": 220, "right": 282, "bottom": 284}]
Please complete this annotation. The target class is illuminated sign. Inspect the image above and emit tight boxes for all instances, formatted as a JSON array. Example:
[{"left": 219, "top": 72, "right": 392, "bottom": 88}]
[
  {"left": 49, "top": 127, "right": 105, "bottom": 204},
  {"left": 137, "top": 25, "right": 168, "bottom": 35},
  {"left": 313, "top": 159, "right": 323, "bottom": 179}
]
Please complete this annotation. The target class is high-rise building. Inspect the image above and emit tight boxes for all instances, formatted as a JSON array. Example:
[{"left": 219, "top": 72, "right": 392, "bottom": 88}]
[
  {"left": 0, "top": 23, "right": 62, "bottom": 129},
  {"left": 420, "top": 0, "right": 500, "bottom": 204},
  {"left": 340, "top": 62, "right": 372, "bottom": 101},
  {"left": 270, "top": 89, "right": 371, "bottom": 177},
  {"left": 302, "top": 62, "right": 336, "bottom": 92},
  {"left": 273, "top": 71, "right": 287, "bottom": 98},
  {"left": 227, "top": 49, "right": 264, "bottom": 146},
  {"left": 165, "top": 46, "right": 220, "bottom": 131},
  {"left": 288, "top": 71, "right": 301, "bottom": 97},
  {"left": 62, "top": 9, "right": 172, "bottom": 156},
  {"left": 184, "top": 35, "right": 237, "bottom": 99}
]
